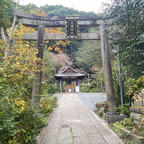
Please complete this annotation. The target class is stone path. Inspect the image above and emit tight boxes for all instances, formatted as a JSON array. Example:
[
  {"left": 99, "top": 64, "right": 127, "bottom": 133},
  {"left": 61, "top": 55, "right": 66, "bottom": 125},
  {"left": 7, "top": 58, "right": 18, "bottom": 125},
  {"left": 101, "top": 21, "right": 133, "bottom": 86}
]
[
  {"left": 37, "top": 93, "right": 124, "bottom": 144},
  {"left": 55, "top": 93, "right": 106, "bottom": 111}
]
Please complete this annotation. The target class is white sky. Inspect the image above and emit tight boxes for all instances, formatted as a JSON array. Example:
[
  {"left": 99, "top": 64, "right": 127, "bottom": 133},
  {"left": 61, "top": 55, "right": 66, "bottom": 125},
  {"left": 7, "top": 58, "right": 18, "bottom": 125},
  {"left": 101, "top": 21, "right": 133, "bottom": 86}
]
[{"left": 18, "top": 0, "right": 112, "bottom": 13}]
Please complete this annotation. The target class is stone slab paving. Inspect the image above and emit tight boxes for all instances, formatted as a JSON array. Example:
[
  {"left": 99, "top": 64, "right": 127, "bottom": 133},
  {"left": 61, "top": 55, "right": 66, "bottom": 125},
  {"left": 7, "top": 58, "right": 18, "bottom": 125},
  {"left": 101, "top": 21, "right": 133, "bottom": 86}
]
[
  {"left": 55, "top": 93, "right": 107, "bottom": 111},
  {"left": 37, "top": 93, "right": 124, "bottom": 144}
]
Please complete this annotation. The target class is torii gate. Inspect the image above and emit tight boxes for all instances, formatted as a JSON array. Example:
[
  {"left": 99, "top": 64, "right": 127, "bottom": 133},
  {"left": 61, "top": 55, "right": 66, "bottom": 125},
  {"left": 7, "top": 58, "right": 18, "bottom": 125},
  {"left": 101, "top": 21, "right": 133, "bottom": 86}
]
[{"left": 15, "top": 9, "right": 116, "bottom": 113}]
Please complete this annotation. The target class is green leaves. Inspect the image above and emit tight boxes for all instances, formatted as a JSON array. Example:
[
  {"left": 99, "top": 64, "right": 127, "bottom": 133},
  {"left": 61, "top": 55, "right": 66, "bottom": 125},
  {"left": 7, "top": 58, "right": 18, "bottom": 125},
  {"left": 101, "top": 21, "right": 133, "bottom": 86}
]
[
  {"left": 0, "top": 0, "right": 15, "bottom": 29},
  {"left": 75, "top": 40, "right": 102, "bottom": 73},
  {"left": 106, "top": 0, "right": 144, "bottom": 78}
]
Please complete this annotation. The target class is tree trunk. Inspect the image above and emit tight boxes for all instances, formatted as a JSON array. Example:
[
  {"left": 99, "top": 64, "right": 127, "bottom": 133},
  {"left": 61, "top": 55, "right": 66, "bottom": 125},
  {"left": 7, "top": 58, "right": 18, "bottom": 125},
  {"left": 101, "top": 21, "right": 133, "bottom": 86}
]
[
  {"left": 5, "top": 2, "right": 20, "bottom": 58},
  {"left": 100, "top": 23, "right": 116, "bottom": 113}
]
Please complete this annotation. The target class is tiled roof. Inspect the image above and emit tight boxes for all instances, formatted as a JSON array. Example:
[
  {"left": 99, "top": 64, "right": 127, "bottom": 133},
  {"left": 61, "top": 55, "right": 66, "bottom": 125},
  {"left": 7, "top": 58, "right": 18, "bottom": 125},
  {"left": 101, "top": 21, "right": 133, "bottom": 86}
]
[{"left": 54, "top": 66, "right": 85, "bottom": 78}]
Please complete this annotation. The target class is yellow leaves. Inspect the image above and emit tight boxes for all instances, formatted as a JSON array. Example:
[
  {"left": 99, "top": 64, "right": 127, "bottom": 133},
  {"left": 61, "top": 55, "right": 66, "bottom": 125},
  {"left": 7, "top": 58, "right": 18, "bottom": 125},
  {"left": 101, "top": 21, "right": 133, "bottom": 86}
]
[
  {"left": 26, "top": 44, "right": 30, "bottom": 48},
  {"left": 14, "top": 98, "right": 26, "bottom": 113},
  {"left": 16, "top": 61, "right": 20, "bottom": 67},
  {"left": 56, "top": 41, "right": 60, "bottom": 46},
  {"left": 6, "top": 98, "right": 27, "bottom": 114},
  {"left": 45, "top": 27, "right": 63, "bottom": 34},
  {"left": 23, "top": 26, "right": 36, "bottom": 33},
  {"left": 66, "top": 40, "right": 71, "bottom": 44},
  {"left": 48, "top": 46, "right": 53, "bottom": 51},
  {"left": 48, "top": 45, "right": 63, "bottom": 54},
  {"left": 0, "top": 40, "right": 7, "bottom": 57},
  {"left": 2, "top": 24, "right": 41, "bottom": 84},
  {"left": 47, "top": 40, "right": 70, "bottom": 54},
  {"left": 19, "top": 23, "right": 24, "bottom": 29},
  {"left": 26, "top": 41, "right": 29, "bottom": 44},
  {"left": 54, "top": 47, "right": 60, "bottom": 52},
  {"left": 34, "top": 49, "right": 39, "bottom": 55},
  {"left": 45, "top": 27, "right": 65, "bottom": 34}
]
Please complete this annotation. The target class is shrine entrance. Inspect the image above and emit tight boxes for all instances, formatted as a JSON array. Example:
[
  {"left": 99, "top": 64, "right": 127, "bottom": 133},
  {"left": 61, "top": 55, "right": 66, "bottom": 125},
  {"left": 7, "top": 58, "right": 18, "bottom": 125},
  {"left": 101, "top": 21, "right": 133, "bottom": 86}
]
[
  {"left": 15, "top": 9, "right": 116, "bottom": 112},
  {"left": 54, "top": 66, "right": 85, "bottom": 93}
]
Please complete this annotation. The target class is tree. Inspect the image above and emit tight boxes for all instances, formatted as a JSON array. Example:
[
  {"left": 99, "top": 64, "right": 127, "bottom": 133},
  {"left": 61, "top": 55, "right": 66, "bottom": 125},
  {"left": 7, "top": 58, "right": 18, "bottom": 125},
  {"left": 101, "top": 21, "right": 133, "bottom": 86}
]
[
  {"left": 74, "top": 40, "right": 102, "bottom": 73},
  {"left": 0, "top": 0, "right": 10, "bottom": 29},
  {"left": 106, "top": 0, "right": 144, "bottom": 78}
]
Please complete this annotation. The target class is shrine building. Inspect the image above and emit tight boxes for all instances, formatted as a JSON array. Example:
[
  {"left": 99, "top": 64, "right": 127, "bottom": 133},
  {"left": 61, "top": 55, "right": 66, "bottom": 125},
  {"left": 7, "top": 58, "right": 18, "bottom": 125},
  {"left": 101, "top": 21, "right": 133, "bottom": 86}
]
[{"left": 54, "top": 66, "right": 85, "bottom": 93}]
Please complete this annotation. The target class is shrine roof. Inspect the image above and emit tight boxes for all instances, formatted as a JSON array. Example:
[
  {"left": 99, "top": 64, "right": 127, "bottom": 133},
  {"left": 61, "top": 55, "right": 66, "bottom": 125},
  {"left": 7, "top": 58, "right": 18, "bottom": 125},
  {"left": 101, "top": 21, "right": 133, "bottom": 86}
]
[{"left": 54, "top": 66, "right": 85, "bottom": 78}]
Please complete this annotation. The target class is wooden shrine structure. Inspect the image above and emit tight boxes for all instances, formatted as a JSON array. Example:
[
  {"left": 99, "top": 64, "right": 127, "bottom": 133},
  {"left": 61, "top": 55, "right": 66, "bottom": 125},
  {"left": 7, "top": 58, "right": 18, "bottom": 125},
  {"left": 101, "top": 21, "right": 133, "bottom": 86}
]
[
  {"left": 15, "top": 9, "right": 116, "bottom": 112},
  {"left": 54, "top": 66, "right": 85, "bottom": 93}
]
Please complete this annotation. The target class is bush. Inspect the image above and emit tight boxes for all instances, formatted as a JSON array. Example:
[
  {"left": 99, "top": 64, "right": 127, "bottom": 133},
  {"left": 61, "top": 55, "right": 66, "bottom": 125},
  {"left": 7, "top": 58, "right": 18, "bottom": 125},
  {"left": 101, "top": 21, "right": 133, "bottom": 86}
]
[
  {"left": 80, "top": 83, "right": 90, "bottom": 92},
  {"left": 0, "top": 98, "right": 47, "bottom": 144},
  {"left": 0, "top": 22, "right": 58, "bottom": 144},
  {"left": 0, "top": 98, "right": 17, "bottom": 144},
  {"left": 40, "top": 96, "right": 57, "bottom": 115},
  {"left": 96, "top": 102, "right": 108, "bottom": 109},
  {"left": 9, "top": 107, "right": 47, "bottom": 144},
  {"left": 117, "top": 104, "right": 130, "bottom": 116},
  {"left": 80, "top": 80, "right": 104, "bottom": 93},
  {"left": 95, "top": 102, "right": 108, "bottom": 118},
  {"left": 128, "top": 75, "right": 144, "bottom": 99}
]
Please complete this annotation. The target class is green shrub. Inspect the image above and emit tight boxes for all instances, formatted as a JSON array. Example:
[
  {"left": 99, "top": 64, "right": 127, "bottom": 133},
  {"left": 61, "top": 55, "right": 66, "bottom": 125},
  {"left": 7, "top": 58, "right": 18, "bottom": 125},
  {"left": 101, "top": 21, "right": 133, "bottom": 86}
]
[
  {"left": 80, "top": 83, "right": 89, "bottom": 92},
  {"left": 128, "top": 75, "right": 144, "bottom": 99},
  {"left": 10, "top": 107, "right": 47, "bottom": 144},
  {"left": 42, "top": 81, "right": 58, "bottom": 95},
  {"left": 80, "top": 81, "right": 102, "bottom": 93},
  {"left": 0, "top": 98, "right": 17, "bottom": 144},
  {"left": 121, "top": 118, "right": 133, "bottom": 129},
  {"left": 0, "top": 98, "right": 47, "bottom": 144},
  {"left": 112, "top": 117, "right": 133, "bottom": 133},
  {"left": 117, "top": 104, "right": 130, "bottom": 116},
  {"left": 40, "top": 96, "right": 57, "bottom": 115},
  {"left": 96, "top": 102, "right": 108, "bottom": 111},
  {"left": 95, "top": 102, "right": 108, "bottom": 118}
]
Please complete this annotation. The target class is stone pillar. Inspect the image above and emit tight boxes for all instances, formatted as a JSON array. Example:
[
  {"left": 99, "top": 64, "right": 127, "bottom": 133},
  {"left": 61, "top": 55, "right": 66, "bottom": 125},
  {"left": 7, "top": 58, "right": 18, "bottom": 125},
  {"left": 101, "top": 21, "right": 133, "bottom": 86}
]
[
  {"left": 77, "top": 79, "right": 81, "bottom": 87},
  {"left": 77, "top": 79, "right": 81, "bottom": 92},
  {"left": 100, "top": 23, "right": 116, "bottom": 113},
  {"left": 32, "top": 24, "right": 45, "bottom": 107},
  {"left": 60, "top": 79, "right": 63, "bottom": 93}
]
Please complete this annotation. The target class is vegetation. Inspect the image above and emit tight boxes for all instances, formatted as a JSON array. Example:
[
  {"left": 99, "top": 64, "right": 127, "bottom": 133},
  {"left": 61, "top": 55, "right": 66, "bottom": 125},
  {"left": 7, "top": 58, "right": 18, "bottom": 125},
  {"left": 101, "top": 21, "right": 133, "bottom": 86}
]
[
  {"left": 111, "top": 117, "right": 144, "bottom": 144},
  {"left": 20, "top": 3, "right": 97, "bottom": 17},
  {"left": 102, "top": 0, "right": 144, "bottom": 115},
  {"left": 111, "top": 76, "right": 144, "bottom": 143},
  {"left": 0, "top": 0, "right": 15, "bottom": 30},
  {"left": 0, "top": 4, "right": 58, "bottom": 143},
  {"left": 106, "top": 0, "right": 144, "bottom": 78},
  {"left": 95, "top": 102, "right": 108, "bottom": 118},
  {"left": 0, "top": 0, "right": 144, "bottom": 143},
  {"left": 94, "top": 1, "right": 144, "bottom": 141}
]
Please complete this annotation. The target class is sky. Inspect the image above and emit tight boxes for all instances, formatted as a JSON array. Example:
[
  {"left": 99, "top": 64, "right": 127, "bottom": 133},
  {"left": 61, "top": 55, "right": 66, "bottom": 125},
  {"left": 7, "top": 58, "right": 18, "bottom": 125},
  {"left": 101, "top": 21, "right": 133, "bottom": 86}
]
[{"left": 18, "top": 0, "right": 112, "bottom": 13}]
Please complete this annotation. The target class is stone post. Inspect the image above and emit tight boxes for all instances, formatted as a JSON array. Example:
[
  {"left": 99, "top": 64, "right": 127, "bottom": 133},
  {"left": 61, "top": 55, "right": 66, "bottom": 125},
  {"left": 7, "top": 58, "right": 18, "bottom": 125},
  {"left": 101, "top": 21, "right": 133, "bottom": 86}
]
[
  {"left": 32, "top": 24, "right": 45, "bottom": 107},
  {"left": 77, "top": 79, "right": 81, "bottom": 92},
  {"left": 100, "top": 23, "right": 116, "bottom": 113},
  {"left": 60, "top": 79, "right": 63, "bottom": 93}
]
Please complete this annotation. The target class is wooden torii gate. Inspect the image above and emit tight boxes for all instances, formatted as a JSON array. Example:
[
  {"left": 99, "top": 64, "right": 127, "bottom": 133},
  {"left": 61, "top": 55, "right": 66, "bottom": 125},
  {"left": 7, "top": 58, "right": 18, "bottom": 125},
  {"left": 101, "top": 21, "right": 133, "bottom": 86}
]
[{"left": 15, "top": 10, "right": 116, "bottom": 113}]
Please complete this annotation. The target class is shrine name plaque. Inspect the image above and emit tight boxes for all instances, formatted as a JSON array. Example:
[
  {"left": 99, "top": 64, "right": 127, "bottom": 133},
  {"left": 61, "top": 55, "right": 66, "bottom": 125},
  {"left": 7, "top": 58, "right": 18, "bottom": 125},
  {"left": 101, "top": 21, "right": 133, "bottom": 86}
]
[{"left": 66, "top": 17, "right": 79, "bottom": 39}]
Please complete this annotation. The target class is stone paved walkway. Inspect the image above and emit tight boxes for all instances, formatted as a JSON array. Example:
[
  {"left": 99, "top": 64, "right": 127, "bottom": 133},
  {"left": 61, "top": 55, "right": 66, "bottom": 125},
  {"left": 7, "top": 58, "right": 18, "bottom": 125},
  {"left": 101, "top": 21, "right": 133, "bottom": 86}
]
[{"left": 37, "top": 93, "right": 124, "bottom": 144}]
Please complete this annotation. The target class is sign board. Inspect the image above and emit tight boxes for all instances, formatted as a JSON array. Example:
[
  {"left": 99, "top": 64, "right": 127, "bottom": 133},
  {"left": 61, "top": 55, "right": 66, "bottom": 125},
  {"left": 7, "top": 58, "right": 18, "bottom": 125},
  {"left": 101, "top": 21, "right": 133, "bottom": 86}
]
[{"left": 66, "top": 17, "right": 79, "bottom": 39}]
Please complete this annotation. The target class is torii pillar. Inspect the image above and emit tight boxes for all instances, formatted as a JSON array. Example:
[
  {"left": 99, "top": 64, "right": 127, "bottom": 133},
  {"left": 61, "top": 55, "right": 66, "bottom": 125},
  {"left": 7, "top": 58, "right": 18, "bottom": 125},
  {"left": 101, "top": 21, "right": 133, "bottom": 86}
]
[
  {"left": 100, "top": 23, "right": 116, "bottom": 113},
  {"left": 31, "top": 24, "right": 45, "bottom": 107}
]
